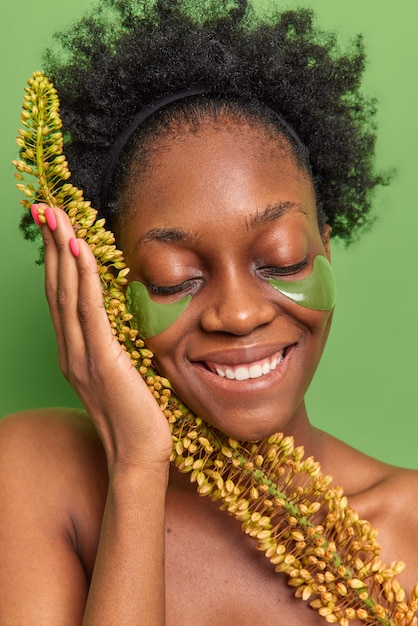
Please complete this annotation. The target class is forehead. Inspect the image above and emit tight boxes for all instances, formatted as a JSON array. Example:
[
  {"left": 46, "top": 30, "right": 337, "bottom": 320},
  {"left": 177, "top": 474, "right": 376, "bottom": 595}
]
[{"left": 122, "top": 120, "right": 317, "bottom": 235}]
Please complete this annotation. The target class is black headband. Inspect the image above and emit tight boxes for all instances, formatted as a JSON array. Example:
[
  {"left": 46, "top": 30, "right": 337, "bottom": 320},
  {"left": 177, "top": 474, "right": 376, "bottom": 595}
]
[
  {"left": 100, "top": 85, "right": 208, "bottom": 207},
  {"left": 100, "top": 85, "right": 306, "bottom": 208}
]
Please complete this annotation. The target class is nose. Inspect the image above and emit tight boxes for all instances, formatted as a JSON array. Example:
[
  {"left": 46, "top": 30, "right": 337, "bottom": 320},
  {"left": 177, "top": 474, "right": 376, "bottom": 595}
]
[{"left": 200, "top": 273, "right": 276, "bottom": 336}]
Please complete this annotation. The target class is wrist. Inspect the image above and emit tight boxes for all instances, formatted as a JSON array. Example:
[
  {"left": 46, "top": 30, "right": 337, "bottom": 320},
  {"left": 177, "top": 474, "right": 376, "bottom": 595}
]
[{"left": 108, "top": 457, "right": 171, "bottom": 491}]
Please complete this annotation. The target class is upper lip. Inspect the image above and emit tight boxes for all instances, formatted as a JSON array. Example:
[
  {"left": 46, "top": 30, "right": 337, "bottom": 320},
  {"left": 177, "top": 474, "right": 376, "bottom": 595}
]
[{"left": 189, "top": 343, "right": 295, "bottom": 368}]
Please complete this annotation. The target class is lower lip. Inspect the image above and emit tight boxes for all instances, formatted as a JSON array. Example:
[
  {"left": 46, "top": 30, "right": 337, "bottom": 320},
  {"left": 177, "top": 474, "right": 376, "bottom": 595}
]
[{"left": 192, "top": 346, "right": 295, "bottom": 396}]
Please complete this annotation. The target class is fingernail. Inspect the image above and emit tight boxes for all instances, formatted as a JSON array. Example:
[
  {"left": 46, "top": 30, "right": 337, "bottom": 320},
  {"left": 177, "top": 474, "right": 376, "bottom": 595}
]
[
  {"left": 44, "top": 207, "right": 57, "bottom": 231},
  {"left": 30, "top": 204, "right": 41, "bottom": 226},
  {"left": 69, "top": 237, "right": 80, "bottom": 258}
]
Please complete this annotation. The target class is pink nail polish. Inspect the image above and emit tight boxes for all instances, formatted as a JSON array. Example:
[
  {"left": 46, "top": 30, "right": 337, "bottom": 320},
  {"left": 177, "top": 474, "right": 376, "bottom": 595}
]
[
  {"left": 30, "top": 204, "right": 41, "bottom": 226},
  {"left": 69, "top": 238, "right": 80, "bottom": 258},
  {"left": 44, "top": 207, "right": 57, "bottom": 231}
]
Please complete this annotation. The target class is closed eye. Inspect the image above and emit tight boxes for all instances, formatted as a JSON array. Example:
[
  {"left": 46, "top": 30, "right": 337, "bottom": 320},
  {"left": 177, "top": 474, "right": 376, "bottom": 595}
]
[
  {"left": 258, "top": 259, "right": 308, "bottom": 278},
  {"left": 148, "top": 278, "right": 200, "bottom": 296}
]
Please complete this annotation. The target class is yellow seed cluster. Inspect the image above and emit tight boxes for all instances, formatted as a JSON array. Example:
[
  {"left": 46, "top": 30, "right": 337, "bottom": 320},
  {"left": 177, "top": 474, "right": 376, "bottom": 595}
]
[{"left": 13, "top": 71, "right": 418, "bottom": 626}]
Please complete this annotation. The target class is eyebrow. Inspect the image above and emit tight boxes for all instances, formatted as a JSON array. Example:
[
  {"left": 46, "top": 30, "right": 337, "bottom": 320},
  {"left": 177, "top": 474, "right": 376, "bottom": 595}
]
[
  {"left": 246, "top": 201, "right": 307, "bottom": 230},
  {"left": 135, "top": 201, "right": 306, "bottom": 249},
  {"left": 135, "top": 226, "right": 197, "bottom": 248}
]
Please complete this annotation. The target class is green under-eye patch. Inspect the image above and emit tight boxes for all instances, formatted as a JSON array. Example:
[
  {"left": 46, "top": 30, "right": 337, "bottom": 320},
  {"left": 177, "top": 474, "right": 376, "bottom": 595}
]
[
  {"left": 126, "top": 281, "right": 191, "bottom": 339},
  {"left": 127, "top": 256, "right": 335, "bottom": 339},
  {"left": 269, "top": 255, "right": 336, "bottom": 310}
]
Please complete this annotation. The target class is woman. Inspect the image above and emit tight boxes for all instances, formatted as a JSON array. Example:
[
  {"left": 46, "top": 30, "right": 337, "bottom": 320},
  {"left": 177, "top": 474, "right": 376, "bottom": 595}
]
[{"left": 1, "top": 0, "right": 418, "bottom": 623}]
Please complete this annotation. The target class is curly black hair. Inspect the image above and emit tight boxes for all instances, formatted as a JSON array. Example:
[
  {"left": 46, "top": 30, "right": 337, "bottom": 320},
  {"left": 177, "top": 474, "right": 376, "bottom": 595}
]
[{"left": 24, "top": 0, "right": 386, "bottom": 243}]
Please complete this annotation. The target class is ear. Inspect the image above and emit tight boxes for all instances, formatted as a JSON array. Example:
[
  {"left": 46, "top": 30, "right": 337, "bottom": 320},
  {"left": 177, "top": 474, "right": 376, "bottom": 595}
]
[{"left": 321, "top": 224, "right": 332, "bottom": 263}]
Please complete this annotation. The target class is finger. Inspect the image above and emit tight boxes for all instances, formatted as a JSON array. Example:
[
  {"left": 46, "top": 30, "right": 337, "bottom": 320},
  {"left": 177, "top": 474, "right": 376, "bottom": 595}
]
[
  {"left": 40, "top": 209, "right": 70, "bottom": 374},
  {"left": 52, "top": 208, "right": 87, "bottom": 356},
  {"left": 50, "top": 211, "right": 130, "bottom": 393},
  {"left": 41, "top": 205, "right": 89, "bottom": 380},
  {"left": 75, "top": 238, "right": 120, "bottom": 360}
]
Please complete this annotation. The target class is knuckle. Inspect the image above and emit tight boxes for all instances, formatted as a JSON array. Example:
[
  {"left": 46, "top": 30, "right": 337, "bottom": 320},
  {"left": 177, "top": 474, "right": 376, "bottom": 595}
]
[
  {"left": 77, "top": 296, "right": 103, "bottom": 326},
  {"left": 55, "top": 239, "right": 67, "bottom": 254},
  {"left": 56, "top": 285, "right": 71, "bottom": 314},
  {"left": 42, "top": 235, "right": 53, "bottom": 252},
  {"left": 76, "top": 296, "right": 92, "bottom": 323},
  {"left": 44, "top": 280, "right": 56, "bottom": 305},
  {"left": 69, "top": 355, "right": 101, "bottom": 392},
  {"left": 69, "top": 366, "right": 87, "bottom": 388},
  {"left": 67, "top": 353, "right": 90, "bottom": 387},
  {"left": 58, "top": 355, "right": 70, "bottom": 380}
]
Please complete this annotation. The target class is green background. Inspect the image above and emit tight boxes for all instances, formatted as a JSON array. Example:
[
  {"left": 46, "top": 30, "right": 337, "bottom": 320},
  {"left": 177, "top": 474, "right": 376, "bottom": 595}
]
[{"left": 1, "top": 1, "right": 417, "bottom": 468}]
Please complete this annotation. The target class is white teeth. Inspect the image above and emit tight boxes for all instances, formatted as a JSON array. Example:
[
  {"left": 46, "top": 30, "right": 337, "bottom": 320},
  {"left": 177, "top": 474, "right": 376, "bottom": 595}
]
[
  {"left": 211, "top": 351, "right": 285, "bottom": 381},
  {"left": 249, "top": 364, "right": 263, "bottom": 379},
  {"left": 235, "top": 367, "right": 250, "bottom": 381},
  {"left": 262, "top": 362, "right": 270, "bottom": 375}
]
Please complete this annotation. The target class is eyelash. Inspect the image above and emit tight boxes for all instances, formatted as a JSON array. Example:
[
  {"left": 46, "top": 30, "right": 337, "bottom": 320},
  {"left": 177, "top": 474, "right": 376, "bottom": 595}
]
[
  {"left": 259, "top": 259, "right": 308, "bottom": 278},
  {"left": 148, "top": 278, "right": 198, "bottom": 296},
  {"left": 148, "top": 259, "right": 308, "bottom": 296}
]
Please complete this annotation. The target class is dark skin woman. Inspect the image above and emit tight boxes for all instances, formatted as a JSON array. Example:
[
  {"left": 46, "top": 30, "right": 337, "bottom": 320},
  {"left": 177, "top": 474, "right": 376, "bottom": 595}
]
[{"left": 1, "top": 1, "right": 418, "bottom": 623}]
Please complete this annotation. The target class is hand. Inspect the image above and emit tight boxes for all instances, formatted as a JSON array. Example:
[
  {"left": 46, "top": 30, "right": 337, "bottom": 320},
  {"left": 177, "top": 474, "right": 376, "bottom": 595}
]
[{"left": 35, "top": 204, "right": 173, "bottom": 472}]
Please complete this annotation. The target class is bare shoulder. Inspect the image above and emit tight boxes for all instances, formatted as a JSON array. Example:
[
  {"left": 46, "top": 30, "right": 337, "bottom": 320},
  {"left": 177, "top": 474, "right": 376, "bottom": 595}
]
[
  {"left": 365, "top": 464, "right": 418, "bottom": 580},
  {"left": 316, "top": 428, "right": 418, "bottom": 590},
  {"left": 314, "top": 426, "right": 418, "bottom": 500},
  {"left": 0, "top": 407, "right": 107, "bottom": 502},
  {"left": 0, "top": 408, "right": 107, "bottom": 622},
  {"left": 0, "top": 405, "right": 104, "bottom": 455},
  {"left": 356, "top": 458, "right": 418, "bottom": 535},
  {"left": 0, "top": 407, "right": 108, "bottom": 551}
]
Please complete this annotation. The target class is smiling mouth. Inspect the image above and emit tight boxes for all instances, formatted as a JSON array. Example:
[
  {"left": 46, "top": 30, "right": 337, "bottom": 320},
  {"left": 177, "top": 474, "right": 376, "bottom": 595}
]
[{"left": 204, "top": 347, "right": 290, "bottom": 381}]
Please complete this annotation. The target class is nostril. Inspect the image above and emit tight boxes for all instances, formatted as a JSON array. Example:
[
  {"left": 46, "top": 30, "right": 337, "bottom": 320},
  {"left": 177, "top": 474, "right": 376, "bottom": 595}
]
[{"left": 200, "top": 289, "right": 276, "bottom": 336}]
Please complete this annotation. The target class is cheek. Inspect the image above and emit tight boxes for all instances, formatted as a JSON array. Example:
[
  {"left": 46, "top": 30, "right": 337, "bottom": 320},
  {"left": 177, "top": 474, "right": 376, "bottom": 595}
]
[
  {"left": 305, "top": 309, "right": 333, "bottom": 362},
  {"left": 144, "top": 306, "right": 196, "bottom": 365},
  {"left": 145, "top": 335, "right": 187, "bottom": 393},
  {"left": 322, "top": 310, "right": 334, "bottom": 343}
]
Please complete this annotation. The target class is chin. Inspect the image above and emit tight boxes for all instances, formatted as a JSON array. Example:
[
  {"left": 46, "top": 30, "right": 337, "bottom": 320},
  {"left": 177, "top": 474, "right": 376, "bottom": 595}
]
[{"left": 185, "top": 400, "right": 298, "bottom": 443}]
